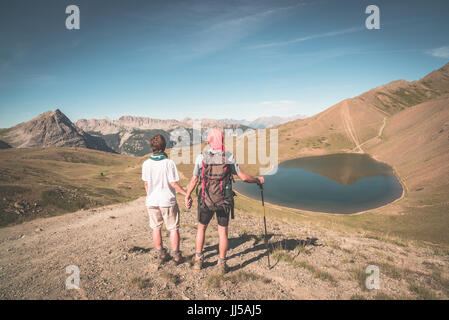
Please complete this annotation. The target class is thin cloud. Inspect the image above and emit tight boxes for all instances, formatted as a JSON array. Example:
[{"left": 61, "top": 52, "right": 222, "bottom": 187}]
[
  {"left": 249, "top": 26, "right": 364, "bottom": 49},
  {"left": 205, "top": 4, "right": 299, "bottom": 32},
  {"left": 427, "top": 46, "right": 449, "bottom": 59},
  {"left": 175, "top": 3, "right": 307, "bottom": 59}
]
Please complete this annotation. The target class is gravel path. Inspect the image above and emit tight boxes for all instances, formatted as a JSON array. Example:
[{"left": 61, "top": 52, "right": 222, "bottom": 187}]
[{"left": 1, "top": 197, "right": 447, "bottom": 300}]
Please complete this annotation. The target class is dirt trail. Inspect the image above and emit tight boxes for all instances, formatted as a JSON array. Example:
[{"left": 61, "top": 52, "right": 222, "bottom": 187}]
[
  {"left": 378, "top": 117, "right": 387, "bottom": 137},
  {"left": 341, "top": 101, "right": 363, "bottom": 153},
  {"left": 352, "top": 117, "right": 387, "bottom": 152},
  {"left": 0, "top": 197, "right": 447, "bottom": 300}
]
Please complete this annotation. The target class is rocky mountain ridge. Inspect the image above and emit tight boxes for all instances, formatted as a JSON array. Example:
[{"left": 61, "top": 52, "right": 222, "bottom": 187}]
[{"left": 0, "top": 109, "right": 114, "bottom": 153}]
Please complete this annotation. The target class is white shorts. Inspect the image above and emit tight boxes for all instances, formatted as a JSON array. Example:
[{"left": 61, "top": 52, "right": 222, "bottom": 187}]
[{"left": 146, "top": 204, "right": 180, "bottom": 231}]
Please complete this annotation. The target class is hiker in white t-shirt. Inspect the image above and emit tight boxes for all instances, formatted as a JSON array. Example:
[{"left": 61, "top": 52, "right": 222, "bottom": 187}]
[{"left": 142, "top": 134, "right": 192, "bottom": 265}]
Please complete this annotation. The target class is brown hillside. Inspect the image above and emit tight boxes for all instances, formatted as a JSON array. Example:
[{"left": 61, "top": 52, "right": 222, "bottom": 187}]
[
  {"left": 355, "top": 63, "right": 449, "bottom": 115},
  {"left": 277, "top": 62, "right": 449, "bottom": 161},
  {"left": 367, "top": 95, "right": 449, "bottom": 201}
]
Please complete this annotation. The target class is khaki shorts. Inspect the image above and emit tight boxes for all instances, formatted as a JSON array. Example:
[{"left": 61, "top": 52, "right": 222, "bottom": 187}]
[{"left": 146, "top": 204, "right": 180, "bottom": 231}]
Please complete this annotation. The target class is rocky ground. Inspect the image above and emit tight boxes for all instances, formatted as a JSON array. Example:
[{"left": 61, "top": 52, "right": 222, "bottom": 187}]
[{"left": 0, "top": 197, "right": 448, "bottom": 300}]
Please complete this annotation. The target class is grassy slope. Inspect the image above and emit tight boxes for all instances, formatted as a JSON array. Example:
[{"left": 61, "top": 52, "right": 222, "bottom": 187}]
[{"left": 0, "top": 147, "right": 145, "bottom": 227}]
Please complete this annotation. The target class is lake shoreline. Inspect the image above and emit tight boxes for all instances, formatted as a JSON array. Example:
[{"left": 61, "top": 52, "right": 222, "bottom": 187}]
[{"left": 235, "top": 153, "right": 405, "bottom": 215}]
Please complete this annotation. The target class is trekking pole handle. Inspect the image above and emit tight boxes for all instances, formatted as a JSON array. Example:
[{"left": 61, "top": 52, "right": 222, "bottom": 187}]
[{"left": 257, "top": 176, "right": 264, "bottom": 190}]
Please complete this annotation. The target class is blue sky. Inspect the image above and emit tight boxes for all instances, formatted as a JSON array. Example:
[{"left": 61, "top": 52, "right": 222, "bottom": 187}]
[{"left": 0, "top": 0, "right": 448, "bottom": 128}]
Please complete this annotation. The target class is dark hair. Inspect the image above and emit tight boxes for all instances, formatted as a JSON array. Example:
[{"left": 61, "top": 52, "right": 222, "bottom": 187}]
[{"left": 150, "top": 134, "right": 166, "bottom": 153}]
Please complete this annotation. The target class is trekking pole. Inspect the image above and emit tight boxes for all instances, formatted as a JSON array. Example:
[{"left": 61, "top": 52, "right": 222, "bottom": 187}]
[{"left": 259, "top": 182, "right": 270, "bottom": 268}]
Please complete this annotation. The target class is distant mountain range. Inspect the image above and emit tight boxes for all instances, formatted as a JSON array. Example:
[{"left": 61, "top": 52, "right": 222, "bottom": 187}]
[
  {"left": 221, "top": 114, "right": 306, "bottom": 129},
  {"left": 75, "top": 116, "right": 249, "bottom": 133},
  {"left": 0, "top": 111, "right": 252, "bottom": 156},
  {"left": 75, "top": 116, "right": 251, "bottom": 156}
]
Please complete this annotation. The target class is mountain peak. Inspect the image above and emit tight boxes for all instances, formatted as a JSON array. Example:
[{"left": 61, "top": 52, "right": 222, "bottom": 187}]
[
  {"left": 33, "top": 109, "right": 66, "bottom": 121},
  {"left": 0, "top": 109, "right": 114, "bottom": 152}
]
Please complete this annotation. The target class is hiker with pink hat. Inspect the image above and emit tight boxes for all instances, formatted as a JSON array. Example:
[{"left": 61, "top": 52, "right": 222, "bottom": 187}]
[{"left": 185, "top": 128, "right": 264, "bottom": 274}]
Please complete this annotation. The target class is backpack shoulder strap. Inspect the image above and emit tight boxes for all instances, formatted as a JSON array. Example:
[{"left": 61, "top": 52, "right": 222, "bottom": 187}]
[{"left": 195, "top": 153, "right": 206, "bottom": 198}]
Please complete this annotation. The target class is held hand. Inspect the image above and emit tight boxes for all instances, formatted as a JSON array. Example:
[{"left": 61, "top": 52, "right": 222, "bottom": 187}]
[
  {"left": 188, "top": 197, "right": 193, "bottom": 209},
  {"left": 184, "top": 195, "right": 192, "bottom": 209},
  {"left": 257, "top": 176, "right": 265, "bottom": 185}
]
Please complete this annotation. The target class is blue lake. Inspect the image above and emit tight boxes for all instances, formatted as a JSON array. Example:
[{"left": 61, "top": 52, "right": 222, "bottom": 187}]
[{"left": 234, "top": 153, "right": 403, "bottom": 214}]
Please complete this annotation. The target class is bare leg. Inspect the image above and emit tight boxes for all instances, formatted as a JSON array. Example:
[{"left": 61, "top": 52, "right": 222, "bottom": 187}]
[
  {"left": 217, "top": 225, "right": 228, "bottom": 260},
  {"left": 169, "top": 229, "right": 180, "bottom": 252},
  {"left": 196, "top": 223, "right": 208, "bottom": 255},
  {"left": 152, "top": 229, "right": 163, "bottom": 250}
]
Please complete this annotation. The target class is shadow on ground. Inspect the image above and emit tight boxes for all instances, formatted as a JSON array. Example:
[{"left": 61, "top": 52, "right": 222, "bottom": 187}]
[{"left": 202, "top": 234, "right": 321, "bottom": 271}]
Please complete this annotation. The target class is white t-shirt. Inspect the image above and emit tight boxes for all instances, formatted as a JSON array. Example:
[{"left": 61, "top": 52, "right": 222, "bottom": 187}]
[{"left": 141, "top": 158, "right": 179, "bottom": 207}]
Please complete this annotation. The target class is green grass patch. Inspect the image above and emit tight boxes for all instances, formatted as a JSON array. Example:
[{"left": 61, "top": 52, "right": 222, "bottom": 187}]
[
  {"left": 205, "top": 271, "right": 271, "bottom": 288},
  {"left": 0, "top": 185, "right": 31, "bottom": 197},
  {"left": 40, "top": 189, "right": 90, "bottom": 212},
  {"left": 272, "top": 249, "right": 336, "bottom": 284},
  {"left": 295, "top": 260, "right": 336, "bottom": 284},
  {"left": 378, "top": 262, "right": 403, "bottom": 280},
  {"left": 363, "top": 233, "right": 408, "bottom": 247},
  {"left": 350, "top": 294, "right": 367, "bottom": 300},
  {"left": 160, "top": 271, "right": 181, "bottom": 285},
  {"left": 433, "top": 247, "right": 449, "bottom": 256},
  {"left": 348, "top": 267, "right": 368, "bottom": 291},
  {"left": 129, "top": 277, "right": 152, "bottom": 289},
  {"left": 408, "top": 283, "right": 438, "bottom": 300},
  {"left": 272, "top": 250, "right": 294, "bottom": 263},
  {"left": 374, "top": 292, "right": 394, "bottom": 300}
]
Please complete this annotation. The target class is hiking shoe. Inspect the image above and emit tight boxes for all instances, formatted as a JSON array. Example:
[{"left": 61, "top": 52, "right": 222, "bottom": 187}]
[
  {"left": 193, "top": 257, "right": 203, "bottom": 270},
  {"left": 217, "top": 262, "right": 229, "bottom": 275},
  {"left": 173, "top": 252, "right": 183, "bottom": 265},
  {"left": 158, "top": 249, "right": 170, "bottom": 263}
]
